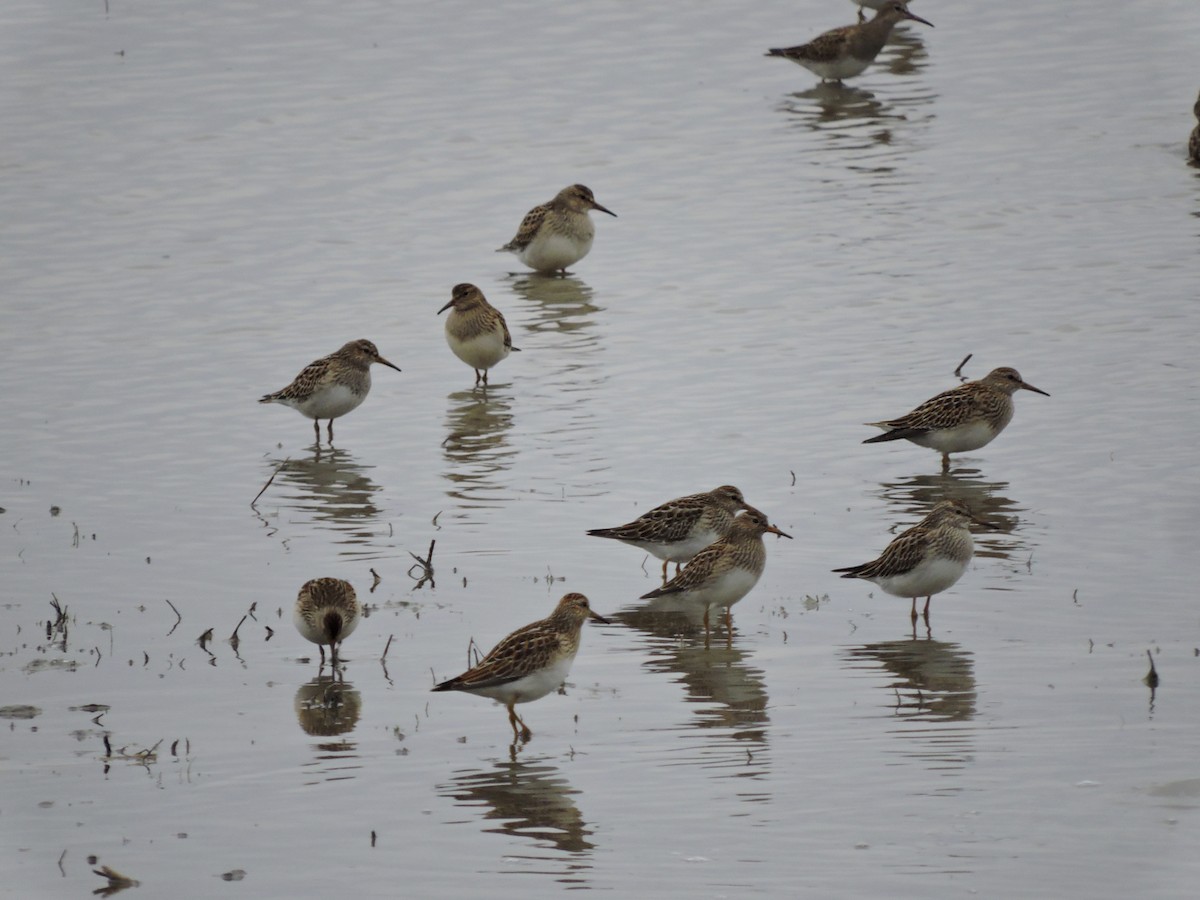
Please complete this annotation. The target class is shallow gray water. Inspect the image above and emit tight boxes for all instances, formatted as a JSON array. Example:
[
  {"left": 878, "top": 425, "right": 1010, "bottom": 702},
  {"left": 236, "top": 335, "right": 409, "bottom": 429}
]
[{"left": 3, "top": 0, "right": 1199, "bottom": 896}]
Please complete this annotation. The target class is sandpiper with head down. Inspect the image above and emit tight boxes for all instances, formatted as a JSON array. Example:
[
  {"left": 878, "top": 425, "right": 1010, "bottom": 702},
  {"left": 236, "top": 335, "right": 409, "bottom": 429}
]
[
  {"left": 498, "top": 184, "right": 616, "bottom": 275},
  {"left": 863, "top": 366, "right": 1049, "bottom": 469},
  {"left": 833, "top": 498, "right": 978, "bottom": 621},
  {"left": 294, "top": 577, "right": 362, "bottom": 666},
  {"left": 438, "top": 283, "right": 520, "bottom": 386},
  {"left": 432, "top": 593, "right": 609, "bottom": 742},
  {"left": 259, "top": 339, "right": 401, "bottom": 443},
  {"left": 766, "top": 1, "right": 933, "bottom": 83}
]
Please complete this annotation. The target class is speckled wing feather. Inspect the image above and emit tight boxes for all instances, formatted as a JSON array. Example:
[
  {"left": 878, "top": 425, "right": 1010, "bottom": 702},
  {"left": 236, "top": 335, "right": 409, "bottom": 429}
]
[
  {"left": 499, "top": 202, "right": 551, "bottom": 252},
  {"left": 260, "top": 355, "right": 334, "bottom": 402},
  {"left": 434, "top": 621, "right": 566, "bottom": 691},
  {"left": 865, "top": 384, "right": 987, "bottom": 440},
  {"left": 771, "top": 26, "right": 853, "bottom": 64},
  {"left": 640, "top": 539, "right": 731, "bottom": 598},
  {"left": 834, "top": 526, "right": 929, "bottom": 580},
  {"left": 499, "top": 311, "right": 517, "bottom": 351},
  {"left": 587, "top": 497, "right": 707, "bottom": 544}
]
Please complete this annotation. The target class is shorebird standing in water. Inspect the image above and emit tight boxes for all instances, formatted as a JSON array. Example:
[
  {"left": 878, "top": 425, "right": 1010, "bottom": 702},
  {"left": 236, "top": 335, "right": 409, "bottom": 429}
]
[
  {"left": 432, "top": 593, "right": 609, "bottom": 742},
  {"left": 766, "top": 1, "right": 933, "bottom": 84},
  {"left": 294, "top": 577, "right": 361, "bottom": 666},
  {"left": 260, "top": 339, "right": 401, "bottom": 443},
  {"left": 587, "top": 485, "right": 750, "bottom": 581},
  {"left": 863, "top": 367, "right": 1049, "bottom": 470},
  {"left": 833, "top": 499, "right": 978, "bottom": 622},
  {"left": 438, "top": 283, "right": 520, "bottom": 386},
  {"left": 498, "top": 184, "right": 616, "bottom": 275},
  {"left": 639, "top": 507, "right": 792, "bottom": 636}
]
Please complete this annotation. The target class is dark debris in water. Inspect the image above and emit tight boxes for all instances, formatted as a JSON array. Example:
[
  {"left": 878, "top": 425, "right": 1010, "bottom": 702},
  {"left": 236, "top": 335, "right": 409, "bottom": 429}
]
[
  {"left": 92, "top": 864, "right": 140, "bottom": 896},
  {"left": 0, "top": 704, "right": 41, "bottom": 719}
]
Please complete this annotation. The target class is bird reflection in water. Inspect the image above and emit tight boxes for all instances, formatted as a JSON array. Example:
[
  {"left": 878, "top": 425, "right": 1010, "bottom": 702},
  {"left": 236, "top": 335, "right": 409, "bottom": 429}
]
[
  {"left": 613, "top": 603, "right": 770, "bottom": 779},
  {"left": 874, "top": 466, "right": 1029, "bottom": 563},
  {"left": 503, "top": 276, "right": 607, "bottom": 503},
  {"left": 442, "top": 387, "right": 517, "bottom": 514},
  {"left": 439, "top": 755, "right": 595, "bottom": 877},
  {"left": 877, "top": 18, "right": 930, "bottom": 78},
  {"left": 844, "top": 635, "right": 977, "bottom": 773},
  {"left": 261, "top": 447, "right": 389, "bottom": 558},
  {"left": 294, "top": 675, "right": 363, "bottom": 784},
  {"left": 774, "top": 28, "right": 933, "bottom": 153},
  {"left": 509, "top": 274, "right": 601, "bottom": 355}
]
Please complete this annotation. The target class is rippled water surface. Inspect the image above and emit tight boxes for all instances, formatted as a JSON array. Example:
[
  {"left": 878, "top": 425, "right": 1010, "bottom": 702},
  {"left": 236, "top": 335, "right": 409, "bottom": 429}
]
[{"left": 4, "top": 0, "right": 1199, "bottom": 896}]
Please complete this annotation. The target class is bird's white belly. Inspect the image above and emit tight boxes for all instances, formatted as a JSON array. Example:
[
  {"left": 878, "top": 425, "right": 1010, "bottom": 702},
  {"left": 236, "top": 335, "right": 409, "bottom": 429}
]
[
  {"left": 689, "top": 567, "right": 762, "bottom": 609},
  {"left": 474, "top": 653, "right": 575, "bottom": 706},
  {"left": 447, "top": 327, "right": 509, "bottom": 371},
  {"left": 634, "top": 529, "right": 720, "bottom": 565},
  {"left": 292, "top": 383, "right": 366, "bottom": 420},
  {"left": 803, "top": 55, "right": 872, "bottom": 81},
  {"left": 520, "top": 232, "right": 592, "bottom": 272},
  {"left": 876, "top": 556, "right": 967, "bottom": 599},
  {"left": 910, "top": 421, "right": 998, "bottom": 454},
  {"left": 293, "top": 606, "right": 359, "bottom": 644}
]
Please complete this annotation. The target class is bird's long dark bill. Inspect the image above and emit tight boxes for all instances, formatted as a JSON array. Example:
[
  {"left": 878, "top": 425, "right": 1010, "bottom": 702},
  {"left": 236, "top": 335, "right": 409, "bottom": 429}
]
[
  {"left": 904, "top": 10, "right": 934, "bottom": 27},
  {"left": 589, "top": 610, "right": 612, "bottom": 625},
  {"left": 592, "top": 202, "right": 618, "bottom": 218},
  {"left": 436, "top": 300, "right": 454, "bottom": 315},
  {"left": 378, "top": 357, "right": 402, "bottom": 372},
  {"left": 767, "top": 525, "right": 793, "bottom": 540},
  {"left": 1021, "top": 382, "right": 1050, "bottom": 396}
]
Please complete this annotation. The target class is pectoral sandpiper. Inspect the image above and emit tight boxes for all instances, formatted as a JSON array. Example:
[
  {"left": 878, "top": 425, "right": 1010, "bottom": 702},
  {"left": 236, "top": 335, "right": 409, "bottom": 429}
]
[
  {"left": 766, "top": 1, "right": 933, "bottom": 83},
  {"left": 639, "top": 507, "right": 792, "bottom": 633},
  {"left": 497, "top": 184, "right": 616, "bottom": 275},
  {"left": 294, "top": 577, "right": 361, "bottom": 666},
  {"left": 833, "top": 498, "right": 978, "bottom": 621},
  {"left": 432, "top": 593, "right": 609, "bottom": 742},
  {"left": 438, "top": 283, "right": 521, "bottom": 386},
  {"left": 863, "top": 366, "right": 1049, "bottom": 469},
  {"left": 587, "top": 485, "right": 750, "bottom": 580},
  {"left": 259, "top": 339, "right": 401, "bottom": 443}
]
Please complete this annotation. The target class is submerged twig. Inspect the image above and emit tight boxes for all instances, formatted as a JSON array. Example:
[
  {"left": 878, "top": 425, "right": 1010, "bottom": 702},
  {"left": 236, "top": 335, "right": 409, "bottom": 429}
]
[
  {"left": 92, "top": 864, "right": 140, "bottom": 895},
  {"left": 467, "top": 636, "right": 481, "bottom": 668},
  {"left": 164, "top": 598, "right": 182, "bottom": 636},
  {"left": 407, "top": 540, "right": 436, "bottom": 589},
  {"left": 381, "top": 634, "right": 394, "bottom": 661},
  {"left": 251, "top": 458, "right": 290, "bottom": 508},
  {"left": 229, "top": 615, "right": 247, "bottom": 649},
  {"left": 1143, "top": 649, "right": 1159, "bottom": 688},
  {"left": 954, "top": 353, "right": 973, "bottom": 379}
]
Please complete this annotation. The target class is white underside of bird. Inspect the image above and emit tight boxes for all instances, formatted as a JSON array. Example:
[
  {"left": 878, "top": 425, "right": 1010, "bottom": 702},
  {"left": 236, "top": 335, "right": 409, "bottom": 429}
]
[
  {"left": 801, "top": 56, "right": 873, "bottom": 81},
  {"left": 293, "top": 605, "right": 360, "bottom": 647},
  {"left": 467, "top": 654, "right": 574, "bottom": 706},
  {"left": 869, "top": 556, "right": 968, "bottom": 599},
  {"left": 517, "top": 232, "right": 593, "bottom": 272},
  {"left": 273, "top": 383, "right": 366, "bottom": 421},
  {"left": 883, "top": 420, "right": 999, "bottom": 454},
  {"left": 674, "top": 567, "right": 762, "bottom": 611},
  {"left": 445, "top": 327, "right": 510, "bottom": 372},
  {"left": 623, "top": 529, "right": 724, "bottom": 565}
]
